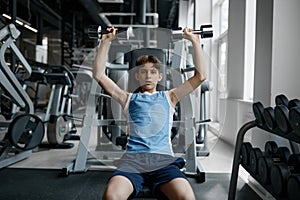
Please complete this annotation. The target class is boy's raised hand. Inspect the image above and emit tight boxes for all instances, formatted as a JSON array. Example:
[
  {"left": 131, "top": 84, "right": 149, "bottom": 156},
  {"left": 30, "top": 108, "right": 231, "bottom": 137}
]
[
  {"left": 102, "top": 27, "right": 118, "bottom": 41},
  {"left": 183, "top": 27, "right": 200, "bottom": 43}
]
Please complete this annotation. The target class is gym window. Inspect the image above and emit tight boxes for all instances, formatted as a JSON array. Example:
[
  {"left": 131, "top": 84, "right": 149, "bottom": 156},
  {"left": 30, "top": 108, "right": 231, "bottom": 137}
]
[
  {"left": 214, "top": 0, "right": 256, "bottom": 101},
  {"left": 215, "top": 0, "right": 229, "bottom": 99},
  {"left": 218, "top": 34, "right": 228, "bottom": 99},
  {"left": 243, "top": 0, "right": 256, "bottom": 101}
]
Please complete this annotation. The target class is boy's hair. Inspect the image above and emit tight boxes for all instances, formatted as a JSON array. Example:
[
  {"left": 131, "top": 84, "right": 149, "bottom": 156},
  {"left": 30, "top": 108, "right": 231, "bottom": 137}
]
[{"left": 135, "top": 55, "right": 162, "bottom": 72}]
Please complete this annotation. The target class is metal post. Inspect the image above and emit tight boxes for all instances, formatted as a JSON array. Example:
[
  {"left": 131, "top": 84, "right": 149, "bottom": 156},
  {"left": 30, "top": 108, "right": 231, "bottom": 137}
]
[
  {"left": 228, "top": 120, "right": 257, "bottom": 200},
  {"left": 10, "top": 0, "right": 17, "bottom": 72},
  {"left": 137, "top": 0, "right": 147, "bottom": 24}
]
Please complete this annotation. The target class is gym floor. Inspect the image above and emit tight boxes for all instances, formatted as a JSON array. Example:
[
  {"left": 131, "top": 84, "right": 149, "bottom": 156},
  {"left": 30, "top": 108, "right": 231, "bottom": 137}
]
[{"left": 1, "top": 127, "right": 263, "bottom": 200}]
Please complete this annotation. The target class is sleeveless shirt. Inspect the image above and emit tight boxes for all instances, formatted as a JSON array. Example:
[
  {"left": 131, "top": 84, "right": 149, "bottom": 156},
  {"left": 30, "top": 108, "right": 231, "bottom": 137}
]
[{"left": 124, "top": 91, "right": 175, "bottom": 156}]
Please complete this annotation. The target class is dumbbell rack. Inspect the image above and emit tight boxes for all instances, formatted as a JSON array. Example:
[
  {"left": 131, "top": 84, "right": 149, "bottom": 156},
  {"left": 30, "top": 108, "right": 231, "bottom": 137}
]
[{"left": 228, "top": 119, "right": 300, "bottom": 200}]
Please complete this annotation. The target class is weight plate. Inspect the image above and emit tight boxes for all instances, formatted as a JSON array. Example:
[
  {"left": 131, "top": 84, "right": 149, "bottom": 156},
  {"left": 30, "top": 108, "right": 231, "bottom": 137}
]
[
  {"left": 275, "top": 147, "right": 291, "bottom": 163},
  {"left": 289, "top": 107, "right": 300, "bottom": 137},
  {"left": 270, "top": 164, "right": 291, "bottom": 196},
  {"left": 287, "top": 154, "right": 300, "bottom": 173},
  {"left": 275, "top": 94, "right": 289, "bottom": 107},
  {"left": 264, "top": 107, "right": 276, "bottom": 130},
  {"left": 0, "top": 114, "right": 7, "bottom": 140},
  {"left": 264, "top": 141, "right": 278, "bottom": 156},
  {"left": 258, "top": 156, "right": 273, "bottom": 184},
  {"left": 249, "top": 147, "right": 262, "bottom": 174},
  {"left": 8, "top": 114, "right": 44, "bottom": 150},
  {"left": 47, "top": 116, "right": 70, "bottom": 144},
  {"left": 287, "top": 175, "right": 300, "bottom": 200},
  {"left": 288, "top": 99, "right": 300, "bottom": 109},
  {"left": 253, "top": 102, "right": 265, "bottom": 126},
  {"left": 240, "top": 142, "right": 252, "bottom": 166},
  {"left": 275, "top": 105, "right": 291, "bottom": 134}
]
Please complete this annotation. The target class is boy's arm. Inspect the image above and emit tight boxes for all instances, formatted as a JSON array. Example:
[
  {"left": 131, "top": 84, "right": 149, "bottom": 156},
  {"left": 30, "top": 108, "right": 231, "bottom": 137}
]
[
  {"left": 93, "top": 28, "right": 129, "bottom": 108},
  {"left": 168, "top": 27, "right": 207, "bottom": 107}
]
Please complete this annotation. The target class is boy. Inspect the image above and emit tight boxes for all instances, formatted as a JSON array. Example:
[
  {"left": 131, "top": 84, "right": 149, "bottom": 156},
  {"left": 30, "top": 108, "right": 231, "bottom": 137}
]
[{"left": 93, "top": 27, "right": 206, "bottom": 200}]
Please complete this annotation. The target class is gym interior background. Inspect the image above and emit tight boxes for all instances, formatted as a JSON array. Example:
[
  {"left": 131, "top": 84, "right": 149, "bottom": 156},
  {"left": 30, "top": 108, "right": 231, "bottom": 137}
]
[{"left": 1, "top": 0, "right": 300, "bottom": 199}]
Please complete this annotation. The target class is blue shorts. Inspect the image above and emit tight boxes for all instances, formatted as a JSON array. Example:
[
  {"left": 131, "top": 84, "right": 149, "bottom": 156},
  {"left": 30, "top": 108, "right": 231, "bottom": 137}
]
[{"left": 110, "top": 153, "right": 187, "bottom": 199}]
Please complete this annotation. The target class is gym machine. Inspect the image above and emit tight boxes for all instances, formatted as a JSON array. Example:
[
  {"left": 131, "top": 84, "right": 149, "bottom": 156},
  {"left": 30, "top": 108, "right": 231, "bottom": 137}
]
[
  {"left": 0, "top": 24, "right": 44, "bottom": 168},
  {"left": 22, "top": 64, "right": 81, "bottom": 148},
  {"left": 40, "top": 65, "right": 79, "bottom": 148},
  {"left": 63, "top": 26, "right": 213, "bottom": 180}
]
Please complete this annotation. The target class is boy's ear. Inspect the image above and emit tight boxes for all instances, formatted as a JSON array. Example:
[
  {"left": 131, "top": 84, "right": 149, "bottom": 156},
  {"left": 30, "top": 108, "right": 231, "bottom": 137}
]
[
  {"left": 158, "top": 72, "right": 163, "bottom": 81},
  {"left": 135, "top": 72, "right": 139, "bottom": 80}
]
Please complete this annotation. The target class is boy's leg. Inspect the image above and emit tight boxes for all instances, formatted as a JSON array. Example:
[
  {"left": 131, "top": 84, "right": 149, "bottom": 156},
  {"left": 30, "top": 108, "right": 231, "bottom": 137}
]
[
  {"left": 102, "top": 175, "right": 134, "bottom": 200},
  {"left": 150, "top": 158, "right": 195, "bottom": 200},
  {"left": 158, "top": 177, "right": 196, "bottom": 200}
]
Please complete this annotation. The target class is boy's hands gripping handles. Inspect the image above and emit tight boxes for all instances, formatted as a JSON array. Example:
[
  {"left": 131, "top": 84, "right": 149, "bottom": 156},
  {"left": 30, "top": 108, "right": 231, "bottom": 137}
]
[
  {"left": 171, "top": 24, "right": 213, "bottom": 41},
  {"left": 87, "top": 25, "right": 129, "bottom": 40}
]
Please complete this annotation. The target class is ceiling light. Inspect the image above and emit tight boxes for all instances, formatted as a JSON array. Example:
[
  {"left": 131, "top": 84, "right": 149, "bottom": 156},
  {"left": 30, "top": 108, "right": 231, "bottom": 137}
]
[
  {"left": 98, "top": 0, "right": 124, "bottom": 3},
  {"left": 2, "top": 14, "right": 37, "bottom": 33}
]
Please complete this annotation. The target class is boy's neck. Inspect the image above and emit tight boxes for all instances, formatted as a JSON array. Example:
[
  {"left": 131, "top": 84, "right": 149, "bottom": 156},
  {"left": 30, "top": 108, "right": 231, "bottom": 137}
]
[{"left": 140, "top": 88, "right": 157, "bottom": 94}]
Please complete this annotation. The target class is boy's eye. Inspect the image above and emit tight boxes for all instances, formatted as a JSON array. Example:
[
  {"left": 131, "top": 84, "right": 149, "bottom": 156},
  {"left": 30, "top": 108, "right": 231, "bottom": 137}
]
[{"left": 138, "top": 68, "right": 158, "bottom": 74}]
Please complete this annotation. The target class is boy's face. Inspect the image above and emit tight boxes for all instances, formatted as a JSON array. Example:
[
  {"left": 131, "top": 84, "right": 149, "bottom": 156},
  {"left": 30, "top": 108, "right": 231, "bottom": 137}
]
[{"left": 135, "top": 62, "right": 162, "bottom": 92}]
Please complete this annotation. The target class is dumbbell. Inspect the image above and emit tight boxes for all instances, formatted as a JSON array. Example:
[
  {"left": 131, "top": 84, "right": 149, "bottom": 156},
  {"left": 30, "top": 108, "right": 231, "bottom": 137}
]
[
  {"left": 264, "top": 95, "right": 300, "bottom": 131},
  {"left": 171, "top": 24, "right": 213, "bottom": 40},
  {"left": 270, "top": 154, "right": 300, "bottom": 196},
  {"left": 264, "top": 106, "right": 276, "bottom": 130},
  {"left": 257, "top": 145, "right": 291, "bottom": 184},
  {"left": 289, "top": 106, "right": 300, "bottom": 138},
  {"left": 287, "top": 174, "right": 300, "bottom": 200},
  {"left": 264, "top": 95, "right": 288, "bottom": 131},
  {"left": 87, "top": 25, "right": 129, "bottom": 40},
  {"left": 249, "top": 141, "right": 280, "bottom": 175},
  {"left": 253, "top": 101, "right": 265, "bottom": 127},
  {"left": 275, "top": 98, "right": 300, "bottom": 134},
  {"left": 264, "top": 94, "right": 288, "bottom": 130},
  {"left": 265, "top": 140, "right": 279, "bottom": 155},
  {"left": 275, "top": 94, "right": 300, "bottom": 108},
  {"left": 240, "top": 142, "right": 253, "bottom": 167},
  {"left": 275, "top": 94, "right": 289, "bottom": 107}
]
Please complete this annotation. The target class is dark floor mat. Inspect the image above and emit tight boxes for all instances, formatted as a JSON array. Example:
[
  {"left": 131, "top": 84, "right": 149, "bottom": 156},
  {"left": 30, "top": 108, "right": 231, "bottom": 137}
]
[{"left": 0, "top": 168, "right": 261, "bottom": 200}]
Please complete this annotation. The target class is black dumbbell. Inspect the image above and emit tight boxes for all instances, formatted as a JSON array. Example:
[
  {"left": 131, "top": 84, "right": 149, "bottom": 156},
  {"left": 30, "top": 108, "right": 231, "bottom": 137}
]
[
  {"left": 171, "top": 24, "right": 213, "bottom": 40},
  {"left": 264, "top": 140, "right": 279, "bottom": 155},
  {"left": 264, "top": 94, "right": 289, "bottom": 130},
  {"left": 257, "top": 146, "right": 290, "bottom": 184},
  {"left": 289, "top": 106, "right": 300, "bottom": 137},
  {"left": 249, "top": 147, "right": 263, "bottom": 174},
  {"left": 240, "top": 142, "right": 253, "bottom": 167},
  {"left": 287, "top": 174, "right": 300, "bottom": 200},
  {"left": 275, "top": 94, "right": 289, "bottom": 107},
  {"left": 288, "top": 99, "right": 300, "bottom": 109},
  {"left": 270, "top": 154, "right": 300, "bottom": 196},
  {"left": 264, "top": 106, "right": 276, "bottom": 130},
  {"left": 88, "top": 25, "right": 129, "bottom": 40},
  {"left": 275, "top": 94, "right": 300, "bottom": 109},
  {"left": 253, "top": 101, "right": 265, "bottom": 127},
  {"left": 249, "top": 141, "right": 279, "bottom": 175},
  {"left": 275, "top": 99, "right": 300, "bottom": 134},
  {"left": 265, "top": 95, "right": 300, "bottom": 132}
]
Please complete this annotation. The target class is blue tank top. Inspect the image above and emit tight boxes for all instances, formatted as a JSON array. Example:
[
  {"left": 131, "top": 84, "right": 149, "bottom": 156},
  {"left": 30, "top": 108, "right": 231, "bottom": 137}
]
[{"left": 124, "top": 91, "right": 175, "bottom": 156}]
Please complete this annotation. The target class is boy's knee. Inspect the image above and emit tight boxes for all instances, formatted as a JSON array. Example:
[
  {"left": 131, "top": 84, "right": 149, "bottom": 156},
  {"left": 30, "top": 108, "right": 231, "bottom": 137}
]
[
  {"left": 164, "top": 190, "right": 195, "bottom": 200},
  {"left": 176, "top": 193, "right": 195, "bottom": 200},
  {"left": 102, "top": 185, "right": 133, "bottom": 200},
  {"left": 102, "top": 190, "right": 124, "bottom": 200},
  {"left": 102, "top": 193, "right": 122, "bottom": 200}
]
